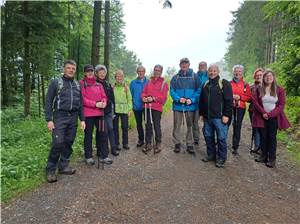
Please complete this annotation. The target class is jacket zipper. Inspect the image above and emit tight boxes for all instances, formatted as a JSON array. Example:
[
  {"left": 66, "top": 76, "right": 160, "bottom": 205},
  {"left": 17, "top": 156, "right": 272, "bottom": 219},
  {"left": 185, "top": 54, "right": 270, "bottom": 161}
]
[{"left": 70, "top": 81, "right": 73, "bottom": 111}]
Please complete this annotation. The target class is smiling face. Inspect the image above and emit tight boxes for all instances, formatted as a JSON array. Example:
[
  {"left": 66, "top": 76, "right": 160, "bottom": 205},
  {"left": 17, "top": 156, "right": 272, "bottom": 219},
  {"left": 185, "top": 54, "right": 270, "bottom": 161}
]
[
  {"left": 85, "top": 69, "right": 94, "bottom": 78},
  {"left": 96, "top": 69, "right": 106, "bottom": 80},
  {"left": 137, "top": 67, "right": 146, "bottom": 79},
  {"left": 198, "top": 62, "right": 207, "bottom": 72},
  {"left": 115, "top": 70, "right": 124, "bottom": 83},
  {"left": 263, "top": 72, "right": 274, "bottom": 85},
  {"left": 153, "top": 66, "right": 163, "bottom": 78},
  {"left": 233, "top": 67, "right": 243, "bottom": 80},
  {"left": 208, "top": 65, "right": 219, "bottom": 79},
  {"left": 180, "top": 62, "right": 190, "bottom": 73},
  {"left": 254, "top": 70, "right": 263, "bottom": 83},
  {"left": 64, "top": 63, "right": 76, "bottom": 78}
]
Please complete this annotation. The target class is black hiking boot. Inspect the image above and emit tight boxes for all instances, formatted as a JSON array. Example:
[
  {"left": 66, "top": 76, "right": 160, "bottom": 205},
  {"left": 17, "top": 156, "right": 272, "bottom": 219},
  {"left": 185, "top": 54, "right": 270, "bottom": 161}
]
[
  {"left": 255, "top": 156, "right": 267, "bottom": 163},
  {"left": 143, "top": 144, "right": 152, "bottom": 154},
  {"left": 187, "top": 145, "right": 195, "bottom": 154},
  {"left": 136, "top": 141, "right": 144, "bottom": 147},
  {"left": 232, "top": 147, "right": 238, "bottom": 155},
  {"left": 123, "top": 145, "right": 130, "bottom": 150},
  {"left": 202, "top": 155, "right": 216, "bottom": 162},
  {"left": 46, "top": 172, "right": 57, "bottom": 183},
  {"left": 111, "top": 149, "right": 119, "bottom": 156},
  {"left": 215, "top": 159, "right": 226, "bottom": 168},
  {"left": 173, "top": 144, "right": 181, "bottom": 153},
  {"left": 266, "top": 159, "right": 276, "bottom": 168},
  {"left": 58, "top": 166, "right": 76, "bottom": 175}
]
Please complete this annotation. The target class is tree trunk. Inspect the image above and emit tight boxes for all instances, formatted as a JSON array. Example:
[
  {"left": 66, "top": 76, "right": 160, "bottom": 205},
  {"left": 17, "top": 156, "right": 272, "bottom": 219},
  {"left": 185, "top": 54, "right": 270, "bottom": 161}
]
[
  {"left": 68, "top": 1, "right": 71, "bottom": 58},
  {"left": 1, "top": 4, "right": 9, "bottom": 107},
  {"left": 41, "top": 74, "right": 45, "bottom": 109},
  {"left": 37, "top": 74, "right": 41, "bottom": 117},
  {"left": 76, "top": 33, "right": 81, "bottom": 80},
  {"left": 23, "top": 1, "right": 31, "bottom": 117},
  {"left": 91, "top": 0, "right": 102, "bottom": 66},
  {"left": 104, "top": 0, "right": 110, "bottom": 78}
]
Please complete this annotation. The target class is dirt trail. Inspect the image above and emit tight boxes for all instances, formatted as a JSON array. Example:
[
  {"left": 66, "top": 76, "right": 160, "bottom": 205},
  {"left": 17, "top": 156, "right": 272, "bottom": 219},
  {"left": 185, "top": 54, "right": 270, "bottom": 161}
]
[{"left": 2, "top": 112, "right": 300, "bottom": 224}]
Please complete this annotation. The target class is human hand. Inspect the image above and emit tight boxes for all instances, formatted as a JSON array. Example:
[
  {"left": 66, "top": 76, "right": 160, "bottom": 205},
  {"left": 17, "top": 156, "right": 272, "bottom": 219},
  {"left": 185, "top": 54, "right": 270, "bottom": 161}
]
[
  {"left": 222, "top": 116, "right": 229, "bottom": 124},
  {"left": 180, "top": 98, "right": 186, "bottom": 104},
  {"left": 128, "top": 111, "right": 132, "bottom": 117},
  {"left": 47, "top": 121, "right": 55, "bottom": 132},
  {"left": 80, "top": 121, "right": 86, "bottom": 130},
  {"left": 96, "top": 101, "right": 104, "bottom": 108},
  {"left": 186, "top": 99, "right": 192, "bottom": 105},
  {"left": 142, "top": 97, "right": 148, "bottom": 103},
  {"left": 263, "top": 113, "right": 269, "bottom": 120},
  {"left": 147, "top": 96, "right": 153, "bottom": 102}
]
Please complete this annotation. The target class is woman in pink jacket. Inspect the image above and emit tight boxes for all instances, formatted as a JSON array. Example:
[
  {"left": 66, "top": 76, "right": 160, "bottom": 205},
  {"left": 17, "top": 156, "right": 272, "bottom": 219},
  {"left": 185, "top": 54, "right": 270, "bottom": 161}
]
[
  {"left": 141, "top": 64, "right": 169, "bottom": 154},
  {"left": 251, "top": 70, "right": 290, "bottom": 168},
  {"left": 80, "top": 65, "right": 112, "bottom": 166}
]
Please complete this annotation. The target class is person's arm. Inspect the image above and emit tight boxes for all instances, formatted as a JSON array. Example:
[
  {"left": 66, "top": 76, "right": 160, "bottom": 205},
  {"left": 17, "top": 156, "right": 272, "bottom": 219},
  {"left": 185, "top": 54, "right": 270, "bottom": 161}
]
[
  {"left": 268, "top": 87, "right": 285, "bottom": 118},
  {"left": 45, "top": 79, "right": 57, "bottom": 122},
  {"left": 170, "top": 77, "right": 180, "bottom": 102},
  {"left": 155, "top": 82, "right": 169, "bottom": 105},
  {"left": 189, "top": 74, "right": 201, "bottom": 104},
  {"left": 251, "top": 88, "right": 267, "bottom": 115},
  {"left": 80, "top": 82, "right": 98, "bottom": 108}
]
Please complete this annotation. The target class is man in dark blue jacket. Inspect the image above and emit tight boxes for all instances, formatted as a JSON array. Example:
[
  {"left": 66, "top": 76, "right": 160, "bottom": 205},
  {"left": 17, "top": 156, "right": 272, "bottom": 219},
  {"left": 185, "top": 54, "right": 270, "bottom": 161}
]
[
  {"left": 45, "top": 60, "right": 85, "bottom": 183},
  {"left": 130, "top": 65, "right": 148, "bottom": 147},
  {"left": 170, "top": 58, "right": 200, "bottom": 154}
]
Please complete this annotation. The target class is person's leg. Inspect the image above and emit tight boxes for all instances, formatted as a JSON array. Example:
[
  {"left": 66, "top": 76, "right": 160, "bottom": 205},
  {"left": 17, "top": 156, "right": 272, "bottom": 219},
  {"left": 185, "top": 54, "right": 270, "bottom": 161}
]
[
  {"left": 202, "top": 119, "right": 216, "bottom": 161},
  {"left": 185, "top": 111, "right": 194, "bottom": 150},
  {"left": 134, "top": 110, "right": 144, "bottom": 145},
  {"left": 96, "top": 116, "right": 109, "bottom": 159},
  {"left": 83, "top": 117, "right": 94, "bottom": 159},
  {"left": 172, "top": 111, "right": 183, "bottom": 145},
  {"left": 104, "top": 112, "right": 118, "bottom": 155},
  {"left": 266, "top": 118, "right": 278, "bottom": 167},
  {"left": 145, "top": 109, "right": 152, "bottom": 145},
  {"left": 46, "top": 115, "right": 67, "bottom": 174},
  {"left": 121, "top": 113, "right": 129, "bottom": 148},
  {"left": 152, "top": 110, "right": 162, "bottom": 143},
  {"left": 214, "top": 119, "right": 229, "bottom": 166},
  {"left": 232, "top": 108, "right": 245, "bottom": 153},
  {"left": 255, "top": 126, "right": 268, "bottom": 162},
  {"left": 58, "top": 114, "right": 78, "bottom": 173},
  {"left": 192, "top": 110, "right": 200, "bottom": 144},
  {"left": 113, "top": 113, "right": 120, "bottom": 147}
]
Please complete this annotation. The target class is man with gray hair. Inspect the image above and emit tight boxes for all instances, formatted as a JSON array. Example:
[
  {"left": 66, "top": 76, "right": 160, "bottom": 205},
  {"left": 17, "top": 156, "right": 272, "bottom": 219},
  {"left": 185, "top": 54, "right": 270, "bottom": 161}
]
[
  {"left": 130, "top": 65, "right": 149, "bottom": 148},
  {"left": 199, "top": 64, "right": 233, "bottom": 168}
]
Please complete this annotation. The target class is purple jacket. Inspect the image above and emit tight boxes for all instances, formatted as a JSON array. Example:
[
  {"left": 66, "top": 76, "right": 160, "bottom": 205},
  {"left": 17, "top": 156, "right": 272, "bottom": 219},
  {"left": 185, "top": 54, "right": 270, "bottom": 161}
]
[{"left": 251, "top": 86, "right": 290, "bottom": 130}]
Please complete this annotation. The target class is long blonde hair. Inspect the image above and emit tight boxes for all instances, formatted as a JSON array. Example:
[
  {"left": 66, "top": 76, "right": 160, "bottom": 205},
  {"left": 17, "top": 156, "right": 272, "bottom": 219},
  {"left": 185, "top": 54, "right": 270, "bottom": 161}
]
[{"left": 260, "top": 69, "right": 277, "bottom": 97}]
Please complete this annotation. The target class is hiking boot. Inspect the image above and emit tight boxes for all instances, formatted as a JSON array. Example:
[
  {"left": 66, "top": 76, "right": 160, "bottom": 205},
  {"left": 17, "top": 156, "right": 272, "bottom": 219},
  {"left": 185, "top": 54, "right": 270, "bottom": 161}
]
[
  {"left": 116, "top": 145, "right": 122, "bottom": 151},
  {"left": 232, "top": 148, "right": 238, "bottom": 155},
  {"left": 58, "top": 166, "right": 76, "bottom": 175},
  {"left": 142, "top": 144, "right": 152, "bottom": 154},
  {"left": 100, "top": 157, "right": 113, "bottom": 165},
  {"left": 173, "top": 144, "right": 181, "bottom": 153},
  {"left": 111, "top": 148, "right": 120, "bottom": 156},
  {"left": 85, "top": 158, "right": 95, "bottom": 166},
  {"left": 136, "top": 141, "right": 144, "bottom": 147},
  {"left": 266, "top": 160, "right": 276, "bottom": 168},
  {"left": 194, "top": 141, "right": 199, "bottom": 145},
  {"left": 250, "top": 147, "right": 261, "bottom": 155},
  {"left": 215, "top": 159, "right": 226, "bottom": 168},
  {"left": 255, "top": 156, "right": 267, "bottom": 163},
  {"left": 202, "top": 155, "right": 216, "bottom": 162},
  {"left": 46, "top": 172, "right": 57, "bottom": 183},
  {"left": 154, "top": 142, "right": 162, "bottom": 154},
  {"left": 187, "top": 145, "right": 195, "bottom": 154},
  {"left": 123, "top": 145, "right": 130, "bottom": 150}
]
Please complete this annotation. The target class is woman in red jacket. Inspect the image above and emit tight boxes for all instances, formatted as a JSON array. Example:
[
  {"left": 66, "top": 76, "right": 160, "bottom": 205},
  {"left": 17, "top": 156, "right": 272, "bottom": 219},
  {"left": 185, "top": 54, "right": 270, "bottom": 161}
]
[
  {"left": 252, "top": 70, "right": 290, "bottom": 168},
  {"left": 230, "top": 65, "right": 251, "bottom": 155},
  {"left": 141, "top": 64, "right": 169, "bottom": 154},
  {"left": 80, "top": 64, "right": 113, "bottom": 166}
]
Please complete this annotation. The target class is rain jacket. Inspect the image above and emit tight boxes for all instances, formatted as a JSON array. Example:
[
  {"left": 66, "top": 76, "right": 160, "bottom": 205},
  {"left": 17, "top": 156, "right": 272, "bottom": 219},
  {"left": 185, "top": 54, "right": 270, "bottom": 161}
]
[
  {"left": 130, "top": 77, "right": 148, "bottom": 111},
  {"left": 113, "top": 82, "right": 132, "bottom": 114}
]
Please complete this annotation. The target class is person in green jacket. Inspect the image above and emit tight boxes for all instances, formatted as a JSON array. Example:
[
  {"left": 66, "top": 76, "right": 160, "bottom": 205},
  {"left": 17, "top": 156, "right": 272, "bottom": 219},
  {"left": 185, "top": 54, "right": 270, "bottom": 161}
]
[{"left": 113, "top": 69, "right": 132, "bottom": 150}]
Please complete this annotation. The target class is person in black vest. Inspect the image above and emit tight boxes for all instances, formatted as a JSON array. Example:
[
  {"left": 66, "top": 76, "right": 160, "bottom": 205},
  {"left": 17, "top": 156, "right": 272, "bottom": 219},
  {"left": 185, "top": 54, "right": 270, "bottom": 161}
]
[
  {"left": 45, "top": 60, "right": 86, "bottom": 183},
  {"left": 199, "top": 64, "right": 233, "bottom": 168}
]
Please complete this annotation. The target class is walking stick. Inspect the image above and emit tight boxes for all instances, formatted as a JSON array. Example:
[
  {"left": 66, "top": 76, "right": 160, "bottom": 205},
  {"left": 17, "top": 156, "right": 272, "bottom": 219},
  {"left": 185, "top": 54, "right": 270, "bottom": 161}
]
[
  {"left": 250, "top": 130, "right": 254, "bottom": 152},
  {"left": 149, "top": 103, "right": 156, "bottom": 154}
]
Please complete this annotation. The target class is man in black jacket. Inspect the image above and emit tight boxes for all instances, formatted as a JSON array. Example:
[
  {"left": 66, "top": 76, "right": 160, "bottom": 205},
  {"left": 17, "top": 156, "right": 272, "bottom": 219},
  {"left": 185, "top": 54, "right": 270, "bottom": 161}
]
[
  {"left": 199, "top": 64, "right": 233, "bottom": 168},
  {"left": 45, "top": 59, "right": 85, "bottom": 183}
]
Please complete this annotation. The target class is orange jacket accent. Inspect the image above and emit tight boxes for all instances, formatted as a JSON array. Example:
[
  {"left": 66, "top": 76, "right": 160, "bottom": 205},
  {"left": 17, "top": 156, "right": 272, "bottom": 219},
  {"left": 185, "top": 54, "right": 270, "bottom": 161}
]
[{"left": 230, "top": 78, "right": 251, "bottom": 109}]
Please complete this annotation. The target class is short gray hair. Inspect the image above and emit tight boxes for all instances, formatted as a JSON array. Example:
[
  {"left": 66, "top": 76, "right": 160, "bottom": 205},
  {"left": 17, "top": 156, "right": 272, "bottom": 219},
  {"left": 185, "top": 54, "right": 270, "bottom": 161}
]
[
  {"left": 64, "top": 59, "right": 76, "bottom": 67},
  {"left": 208, "top": 64, "right": 220, "bottom": 73},
  {"left": 136, "top": 65, "right": 145, "bottom": 72},
  {"left": 95, "top": 64, "right": 107, "bottom": 74},
  {"left": 232, "top": 64, "right": 244, "bottom": 73},
  {"left": 154, "top": 64, "right": 163, "bottom": 71}
]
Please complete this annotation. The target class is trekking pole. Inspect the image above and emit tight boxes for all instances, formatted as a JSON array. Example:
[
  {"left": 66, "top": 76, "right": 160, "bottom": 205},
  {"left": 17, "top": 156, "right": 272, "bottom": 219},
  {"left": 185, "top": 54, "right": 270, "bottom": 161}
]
[
  {"left": 250, "top": 130, "right": 254, "bottom": 152},
  {"left": 182, "top": 103, "right": 186, "bottom": 154},
  {"left": 149, "top": 103, "right": 156, "bottom": 154}
]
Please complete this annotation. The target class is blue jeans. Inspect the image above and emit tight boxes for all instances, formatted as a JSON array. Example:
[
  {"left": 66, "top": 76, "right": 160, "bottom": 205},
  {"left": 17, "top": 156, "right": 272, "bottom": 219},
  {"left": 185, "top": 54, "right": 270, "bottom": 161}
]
[
  {"left": 104, "top": 112, "right": 116, "bottom": 150},
  {"left": 203, "top": 118, "right": 229, "bottom": 161},
  {"left": 249, "top": 111, "right": 261, "bottom": 149}
]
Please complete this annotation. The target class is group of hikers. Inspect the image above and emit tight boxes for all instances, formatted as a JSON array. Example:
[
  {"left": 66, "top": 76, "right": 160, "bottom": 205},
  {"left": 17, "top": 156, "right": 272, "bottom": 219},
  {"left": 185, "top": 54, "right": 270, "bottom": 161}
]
[{"left": 44, "top": 58, "right": 290, "bottom": 183}]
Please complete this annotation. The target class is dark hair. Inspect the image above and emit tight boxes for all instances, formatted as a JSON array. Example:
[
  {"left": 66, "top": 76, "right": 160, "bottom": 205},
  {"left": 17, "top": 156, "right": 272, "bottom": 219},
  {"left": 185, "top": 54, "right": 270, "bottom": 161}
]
[
  {"left": 260, "top": 69, "right": 277, "bottom": 97},
  {"left": 64, "top": 59, "right": 76, "bottom": 67}
]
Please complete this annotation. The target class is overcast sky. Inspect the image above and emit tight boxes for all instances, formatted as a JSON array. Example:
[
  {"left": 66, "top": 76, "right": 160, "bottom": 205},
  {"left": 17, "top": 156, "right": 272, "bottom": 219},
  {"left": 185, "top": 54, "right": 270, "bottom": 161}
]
[{"left": 122, "top": 0, "right": 242, "bottom": 74}]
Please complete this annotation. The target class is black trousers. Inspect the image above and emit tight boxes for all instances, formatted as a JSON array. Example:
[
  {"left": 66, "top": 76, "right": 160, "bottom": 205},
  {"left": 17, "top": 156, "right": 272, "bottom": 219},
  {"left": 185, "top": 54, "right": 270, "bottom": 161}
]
[
  {"left": 84, "top": 116, "right": 109, "bottom": 159},
  {"left": 113, "top": 113, "right": 129, "bottom": 146},
  {"left": 145, "top": 109, "right": 162, "bottom": 144},
  {"left": 134, "top": 110, "right": 145, "bottom": 143},
  {"left": 232, "top": 107, "right": 245, "bottom": 150},
  {"left": 259, "top": 118, "right": 278, "bottom": 161},
  {"left": 46, "top": 111, "right": 78, "bottom": 173}
]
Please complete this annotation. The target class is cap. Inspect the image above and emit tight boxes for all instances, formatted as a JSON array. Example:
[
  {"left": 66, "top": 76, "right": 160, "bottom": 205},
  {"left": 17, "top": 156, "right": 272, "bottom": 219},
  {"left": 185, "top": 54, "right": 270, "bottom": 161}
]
[
  {"left": 83, "top": 64, "right": 94, "bottom": 72},
  {"left": 180, "top": 57, "right": 190, "bottom": 64}
]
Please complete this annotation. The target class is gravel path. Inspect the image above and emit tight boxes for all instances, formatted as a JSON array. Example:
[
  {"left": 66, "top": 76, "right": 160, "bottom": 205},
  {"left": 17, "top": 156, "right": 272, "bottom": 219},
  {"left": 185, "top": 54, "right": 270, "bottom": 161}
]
[{"left": 2, "top": 112, "right": 300, "bottom": 224}]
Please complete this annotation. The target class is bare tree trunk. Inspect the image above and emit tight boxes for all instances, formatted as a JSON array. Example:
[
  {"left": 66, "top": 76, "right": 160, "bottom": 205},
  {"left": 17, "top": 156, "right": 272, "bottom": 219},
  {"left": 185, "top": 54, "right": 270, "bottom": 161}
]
[
  {"left": 104, "top": 0, "right": 110, "bottom": 78},
  {"left": 23, "top": 1, "right": 31, "bottom": 117},
  {"left": 1, "top": 4, "right": 9, "bottom": 107},
  {"left": 68, "top": 1, "right": 71, "bottom": 58},
  {"left": 76, "top": 33, "right": 81, "bottom": 80},
  {"left": 37, "top": 74, "right": 41, "bottom": 117},
  {"left": 91, "top": 0, "right": 102, "bottom": 66},
  {"left": 41, "top": 74, "right": 45, "bottom": 109}
]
